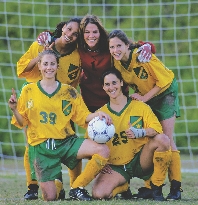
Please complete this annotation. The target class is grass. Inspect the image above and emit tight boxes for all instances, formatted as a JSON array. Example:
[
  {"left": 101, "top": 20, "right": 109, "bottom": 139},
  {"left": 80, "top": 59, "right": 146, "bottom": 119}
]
[{"left": 0, "top": 169, "right": 198, "bottom": 205}]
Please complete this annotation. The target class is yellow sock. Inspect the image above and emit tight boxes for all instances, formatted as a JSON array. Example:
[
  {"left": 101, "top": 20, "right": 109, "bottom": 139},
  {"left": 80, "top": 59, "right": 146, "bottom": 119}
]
[
  {"left": 144, "top": 178, "right": 151, "bottom": 189},
  {"left": 168, "top": 150, "right": 181, "bottom": 182},
  {"left": 68, "top": 160, "right": 82, "bottom": 187},
  {"left": 24, "top": 146, "right": 38, "bottom": 187},
  {"left": 55, "top": 179, "right": 63, "bottom": 199},
  {"left": 71, "top": 154, "right": 108, "bottom": 188},
  {"left": 112, "top": 182, "right": 128, "bottom": 198},
  {"left": 151, "top": 149, "right": 172, "bottom": 187}
]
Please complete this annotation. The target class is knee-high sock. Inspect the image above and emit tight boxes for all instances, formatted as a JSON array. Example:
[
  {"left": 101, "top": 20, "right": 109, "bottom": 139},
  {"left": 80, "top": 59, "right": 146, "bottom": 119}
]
[
  {"left": 55, "top": 179, "right": 63, "bottom": 199},
  {"left": 168, "top": 150, "right": 181, "bottom": 182},
  {"left": 24, "top": 146, "right": 38, "bottom": 187},
  {"left": 68, "top": 160, "right": 82, "bottom": 187},
  {"left": 151, "top": 149, "right": 172, "bottom": 187},
  {"left": 71, "top": 154, "right": 108, "bottom": 188},
  {"left": 112, "top": 182, "right": 128, "bottom": 198}
]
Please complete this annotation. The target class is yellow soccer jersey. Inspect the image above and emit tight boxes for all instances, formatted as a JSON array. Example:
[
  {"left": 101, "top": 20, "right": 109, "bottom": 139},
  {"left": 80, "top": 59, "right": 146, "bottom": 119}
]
[
  {"left": 98, "top": 98, "right": 163, "bottom": 165},
  {"left": 113, "top": 48, "right": 174, "bottom": 96},
  {"left": 11, "top": 82, "right": 91, "bottom": 146},
  {"left": 17, "top": 41, "right": 81, "bottom": 88}
]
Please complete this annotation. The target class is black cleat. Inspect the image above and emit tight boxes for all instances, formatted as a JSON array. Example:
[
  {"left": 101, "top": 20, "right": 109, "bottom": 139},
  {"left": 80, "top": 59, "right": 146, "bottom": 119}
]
[
  {"left": 150, "top": 182, "right": 166, "bottom": 201},
  {"left": 24, "top": 184, "right": 39, "bottom": 200},
  {"left": 131, "top": 187, "right": 153, "bottom": 199},
  {"left": 166, "top": 180, "right": 182, "bottom": 200},
  {"left": 69, "top": 187, "right": 92, "bottom": 201},
  {"left": 119, "top": 188, "right": 133, "bottom": 200},
  {"left": 58, "top": 188, "right": 66, "bottom": 200}
]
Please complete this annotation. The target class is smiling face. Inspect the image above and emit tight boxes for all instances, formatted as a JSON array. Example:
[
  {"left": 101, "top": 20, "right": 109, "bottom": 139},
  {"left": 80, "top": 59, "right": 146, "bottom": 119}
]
[
  {"left": 103, "top": 73, "right": 123, "bottom": 99},
  {"left": 61, "top": 21, "right": 79, "bottom": 45},
  {"left": 84, "top": 23, "right": 100, "bottom": 50},
  {"left": 38, "top": 53, "right": 58, "bottom": 79},
  {"left": 109, "top": 37, "right": 130, "bottom": 62}
]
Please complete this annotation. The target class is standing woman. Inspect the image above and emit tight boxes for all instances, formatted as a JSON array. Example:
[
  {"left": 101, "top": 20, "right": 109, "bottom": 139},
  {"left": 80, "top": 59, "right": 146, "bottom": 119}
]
[
  {"left": 108, "top": 29, "right": 182, "bottom": 200},
  {"left": 17, "top": 18, "right": 82, "bottom": 200},
  {"left": 18, "top": 18, "right": 81, "bottom": 88},
  {"left": 78, "top": 14, "right": 154, "bottom": 112}
]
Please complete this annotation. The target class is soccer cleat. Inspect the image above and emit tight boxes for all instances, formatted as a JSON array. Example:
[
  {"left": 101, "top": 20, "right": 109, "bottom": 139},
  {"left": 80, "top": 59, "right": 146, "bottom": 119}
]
[
  {"left": 69, "top": 187, "right": 92, "bottom": 201},
  {"left": 119, "top": 188, "right": 133, "bottom": 200},
  {"left": 150, "top": 182, "right": 166, "bottom": 201},
  {"left": 24, "top": 184, "right": 39, "bottom": 200},
  {"left": 58, "top": 188, "right": 66, "bottom": 200},
  {"left": 55, "top": 179, "right": 65, "bottom": 200},
  {"left": 166, "top": 180, "right": 182, "bottom": 200},
  {"left": 131, "top": 187, "right": 153, "bottom": 199}
]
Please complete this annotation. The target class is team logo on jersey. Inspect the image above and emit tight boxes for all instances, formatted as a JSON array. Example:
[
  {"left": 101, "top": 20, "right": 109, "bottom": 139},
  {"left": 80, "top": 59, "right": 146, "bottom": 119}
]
[
  {"left": 130, "top": 116, "right": 143, "bottom": 128},
  {"left": 68, "top": 64, "right": 80, "bottom": 80},
  {"left": 134, "top": 66, "right": 148, "bottom": 79},
  {"left": 27, "top": 99, "right": 34, "bottom": 109},
  {"left": 62, "top": 100, "right": 72, "bottom": 116}
]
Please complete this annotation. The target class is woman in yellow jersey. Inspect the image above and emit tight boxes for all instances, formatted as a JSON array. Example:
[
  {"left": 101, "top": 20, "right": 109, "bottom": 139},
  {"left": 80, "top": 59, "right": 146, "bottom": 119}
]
[
  {"left": 16, "top": 18, "right": 82, "bottom": 200},
  {"left": 108, "top": 29, "right": 181, "bottom": 200},
  {"left": 17, "top": 18, "right": 81, "bottom": 88},
  {"left": 91, "top": 69, "right": 171, "bottom": 201},
  {"left": 9, "top": 50, "right": 112, "bottom": 201}
]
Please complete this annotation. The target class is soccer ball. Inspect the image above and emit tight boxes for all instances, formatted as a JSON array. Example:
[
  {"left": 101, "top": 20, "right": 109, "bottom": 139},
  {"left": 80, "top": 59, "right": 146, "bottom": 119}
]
[{"left": 87, "top": 116, "right": 115, "bottom": 144}]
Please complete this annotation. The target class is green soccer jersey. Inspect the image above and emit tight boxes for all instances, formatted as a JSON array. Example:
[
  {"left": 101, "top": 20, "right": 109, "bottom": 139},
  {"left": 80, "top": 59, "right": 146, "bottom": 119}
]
[
  {"left": 99, "top": 98, "right": 163, "bottom": 165},
  {"left": 113, "top": 48, "right": 174, "bottom": 96},
  {"left": 17, "top": 41, "right": 81, "bottom": 88},
  {"left": 11, "top": 82, "right": 90, "bottom": 146}
]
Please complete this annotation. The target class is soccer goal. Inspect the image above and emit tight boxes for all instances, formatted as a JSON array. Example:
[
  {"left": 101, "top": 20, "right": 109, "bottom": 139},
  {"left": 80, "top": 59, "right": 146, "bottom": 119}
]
[{"left": 0, "top": 0, "right": 198, "bottom": 175}]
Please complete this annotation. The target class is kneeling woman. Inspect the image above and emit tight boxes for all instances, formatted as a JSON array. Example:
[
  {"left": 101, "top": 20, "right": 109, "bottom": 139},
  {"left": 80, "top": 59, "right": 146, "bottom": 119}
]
[
  {"left": 92, "top": 69, "right": 171, "bottom": 201},
  {"left": 8, "top": 50, "right": 112, "bottom": 201}
]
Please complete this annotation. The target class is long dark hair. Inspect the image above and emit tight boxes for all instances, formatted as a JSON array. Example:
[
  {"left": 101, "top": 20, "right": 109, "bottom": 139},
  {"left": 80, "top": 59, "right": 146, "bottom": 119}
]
[
  {"left": 108, "top": 29, "right": 141, "bottom": 50},
  {"left": 52, "top": 18, "right": 81, "bottom": 38},
  {"left": 101, "top": 68, "right": 129, "bottom": 96},
  {"left": 79, "top": 14, "right": 109, "bottom": 52},
  {"left": 101, "top": 69, "right": 122, "bottom": 85},
  {"left": 48, "top": 18, "right": 81, "bottom": 51}
]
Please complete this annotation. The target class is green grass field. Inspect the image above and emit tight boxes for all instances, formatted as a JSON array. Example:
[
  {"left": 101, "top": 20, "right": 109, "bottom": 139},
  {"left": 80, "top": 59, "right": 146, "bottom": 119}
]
[
  {"left": 0, "top": 159, "right": 198, "bottom": 205},
  {"left": 0, "top": 173, "right": 198, "bottom": 205}
]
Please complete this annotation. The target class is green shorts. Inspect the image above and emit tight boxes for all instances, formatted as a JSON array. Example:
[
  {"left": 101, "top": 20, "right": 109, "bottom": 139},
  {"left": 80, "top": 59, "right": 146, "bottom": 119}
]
[
  {"left": 146, "top": 78, "right": 180, "bottom": 121},
  {"left": 110, "top": 149, "right": 153, "bottom": 182},
  {"left": 29, "top": 135, "right": 85, "bottom": 182}
]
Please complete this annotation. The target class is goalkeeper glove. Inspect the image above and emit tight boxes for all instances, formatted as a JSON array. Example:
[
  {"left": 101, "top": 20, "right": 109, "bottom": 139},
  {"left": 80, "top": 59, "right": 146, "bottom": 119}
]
[
  {"left": 136, "top": 43, "right": 152, "bottom": 63},
  {"left": 37, "top": 31, "right": 52, "bottom": 46}
]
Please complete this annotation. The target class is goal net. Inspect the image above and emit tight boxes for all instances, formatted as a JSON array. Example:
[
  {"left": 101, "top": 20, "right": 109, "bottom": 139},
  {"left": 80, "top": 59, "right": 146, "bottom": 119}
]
[{"left": 0, "top": 0, "right": 198, "bottom": 174}]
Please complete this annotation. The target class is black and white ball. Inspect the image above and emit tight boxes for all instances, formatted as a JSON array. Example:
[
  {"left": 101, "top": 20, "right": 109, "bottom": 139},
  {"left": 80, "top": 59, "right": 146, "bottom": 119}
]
[{"left": 87, "top": 116, "right": 115, "bottom": 143}]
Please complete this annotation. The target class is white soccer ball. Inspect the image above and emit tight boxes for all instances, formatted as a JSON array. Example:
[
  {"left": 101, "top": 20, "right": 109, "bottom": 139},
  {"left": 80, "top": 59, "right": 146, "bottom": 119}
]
[{"left": 87, "top": 116, "right": 115, "bottom": 144}]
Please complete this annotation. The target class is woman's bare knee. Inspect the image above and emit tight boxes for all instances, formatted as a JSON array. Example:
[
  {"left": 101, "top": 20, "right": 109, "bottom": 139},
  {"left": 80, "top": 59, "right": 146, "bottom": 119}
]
[
  {"left": 92, "top": 184, "right": 112, "bottom": 199},
  {"left": 40, "top": 181, "right": 57, "bottom": 201},
  {"left": 97, "top": 144, "right": 110, "bottom": 158},
  {"left": 154, "top": 133, "right": 170, "bottom": 151}
]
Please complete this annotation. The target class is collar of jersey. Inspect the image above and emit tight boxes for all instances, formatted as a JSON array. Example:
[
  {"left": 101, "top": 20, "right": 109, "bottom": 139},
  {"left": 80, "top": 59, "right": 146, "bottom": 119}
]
[
  {"left": 37, "top": 81, "right": 61, "bottom": 98},
  {"left": 107, "top": 97, "right": 132, "bottom": 116},
  {"left": 120, "top": 49, "right": 133, "bottom": 69}
]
